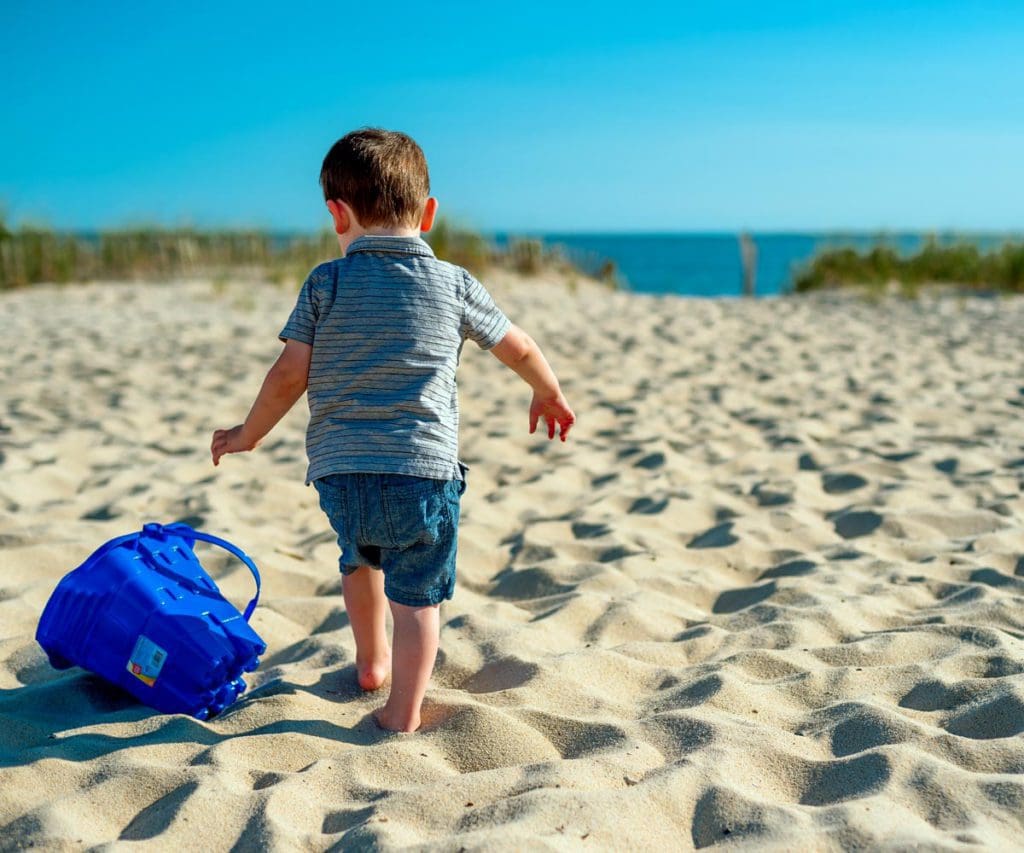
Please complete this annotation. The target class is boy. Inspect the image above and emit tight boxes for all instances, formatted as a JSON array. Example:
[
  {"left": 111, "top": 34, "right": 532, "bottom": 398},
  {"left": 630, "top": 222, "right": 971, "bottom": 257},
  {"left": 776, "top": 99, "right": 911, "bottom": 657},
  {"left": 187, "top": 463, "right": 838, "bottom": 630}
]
[{"left": 210, "top": 128, "right": 575, "bottom": 732}]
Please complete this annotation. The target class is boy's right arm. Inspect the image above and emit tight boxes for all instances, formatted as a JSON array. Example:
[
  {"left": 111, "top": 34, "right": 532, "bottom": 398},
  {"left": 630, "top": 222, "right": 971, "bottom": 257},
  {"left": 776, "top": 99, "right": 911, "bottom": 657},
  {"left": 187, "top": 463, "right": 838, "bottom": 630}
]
[{"left": 490, "top": 325, "right": 575, "bottom": 441}]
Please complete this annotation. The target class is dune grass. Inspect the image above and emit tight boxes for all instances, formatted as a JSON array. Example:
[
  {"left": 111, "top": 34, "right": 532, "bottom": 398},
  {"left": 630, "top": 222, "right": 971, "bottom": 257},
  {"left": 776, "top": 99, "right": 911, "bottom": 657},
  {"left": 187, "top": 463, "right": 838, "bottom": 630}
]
[
  {"left": 0, "top": 218, "right": 337, "bottom": 289},
  {"left": 0, "top": 215, "right": 607, "bottom": 289},
  {"left": 793, "top": 238, "right": 1024, "bottom": 296}
]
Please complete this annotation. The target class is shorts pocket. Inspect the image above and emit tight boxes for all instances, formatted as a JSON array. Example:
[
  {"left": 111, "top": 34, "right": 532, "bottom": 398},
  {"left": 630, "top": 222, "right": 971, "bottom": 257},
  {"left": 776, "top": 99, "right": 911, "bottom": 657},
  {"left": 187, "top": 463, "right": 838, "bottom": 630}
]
[{"left": 382, "top": 478, "right": 449, "bottom": 549}]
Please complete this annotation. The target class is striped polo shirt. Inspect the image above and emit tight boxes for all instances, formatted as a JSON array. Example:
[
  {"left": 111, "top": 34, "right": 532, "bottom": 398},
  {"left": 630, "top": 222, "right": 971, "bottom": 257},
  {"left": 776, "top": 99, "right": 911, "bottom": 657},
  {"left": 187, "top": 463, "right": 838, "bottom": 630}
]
[{"left": 278, "top": 234, "right": 511, "bottom": 485}]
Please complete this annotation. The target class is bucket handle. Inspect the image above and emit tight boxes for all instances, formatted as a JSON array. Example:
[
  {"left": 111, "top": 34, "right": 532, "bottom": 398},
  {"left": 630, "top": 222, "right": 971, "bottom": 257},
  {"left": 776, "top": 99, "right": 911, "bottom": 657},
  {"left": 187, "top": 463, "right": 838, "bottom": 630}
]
[{"left": 153, "top": 523, "right": 262, "bottom": 622}]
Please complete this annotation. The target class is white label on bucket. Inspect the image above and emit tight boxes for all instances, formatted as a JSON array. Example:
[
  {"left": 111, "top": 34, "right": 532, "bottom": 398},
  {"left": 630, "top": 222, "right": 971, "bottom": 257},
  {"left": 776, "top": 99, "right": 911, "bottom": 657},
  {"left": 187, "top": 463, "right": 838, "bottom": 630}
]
[{"left": 127, "top": 634, "right": 168, "bottom": 687}]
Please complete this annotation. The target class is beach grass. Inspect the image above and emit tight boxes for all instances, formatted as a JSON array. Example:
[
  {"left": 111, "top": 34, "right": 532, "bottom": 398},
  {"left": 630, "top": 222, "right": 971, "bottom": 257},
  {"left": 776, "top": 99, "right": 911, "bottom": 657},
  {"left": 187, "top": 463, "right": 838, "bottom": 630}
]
[
  {"left": 0, "top": 215, "right": 608, "bottom": 289},
  {"left": 0, "top": 217, "right": 333, "bottom": 289},
  {"left": 793, "top": 237, "right": 1024, "bottom": 295}
]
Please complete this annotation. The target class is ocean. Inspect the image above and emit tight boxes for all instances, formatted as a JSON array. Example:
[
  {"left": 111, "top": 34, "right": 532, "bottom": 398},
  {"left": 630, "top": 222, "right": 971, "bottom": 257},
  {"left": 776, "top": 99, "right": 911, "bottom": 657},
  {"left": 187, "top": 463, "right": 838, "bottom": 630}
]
[{"left": 490, "top": 232, "right": 1017, "bottom": 297}]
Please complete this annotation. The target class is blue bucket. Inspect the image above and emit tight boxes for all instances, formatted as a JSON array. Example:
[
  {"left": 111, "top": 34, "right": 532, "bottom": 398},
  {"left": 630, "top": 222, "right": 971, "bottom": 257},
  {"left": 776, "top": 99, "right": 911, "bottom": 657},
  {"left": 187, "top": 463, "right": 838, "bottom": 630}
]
[{"left": 36, "top": 522, "right": 267, "bottom": 720}]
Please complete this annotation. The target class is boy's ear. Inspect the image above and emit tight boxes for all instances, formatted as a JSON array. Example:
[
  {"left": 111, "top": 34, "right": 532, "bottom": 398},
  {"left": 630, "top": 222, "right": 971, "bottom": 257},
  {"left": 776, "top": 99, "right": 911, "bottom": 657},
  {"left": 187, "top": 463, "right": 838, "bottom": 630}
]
[
  {"left": 419, "top": 197, "right": 438, "bottom": 233},
  {"left": 326, "top": 199, "right": 350, "bottom": 235}
]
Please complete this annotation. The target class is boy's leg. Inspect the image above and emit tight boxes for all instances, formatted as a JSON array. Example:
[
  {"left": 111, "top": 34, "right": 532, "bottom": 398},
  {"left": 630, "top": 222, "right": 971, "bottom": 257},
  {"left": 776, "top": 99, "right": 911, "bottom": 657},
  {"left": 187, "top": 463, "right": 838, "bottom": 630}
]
[
  {"left": 374, "top": 600, "right": 440, "bottom": 732},
  {"left": 342, "top": 566, "right": 391, "bottom": 691}
]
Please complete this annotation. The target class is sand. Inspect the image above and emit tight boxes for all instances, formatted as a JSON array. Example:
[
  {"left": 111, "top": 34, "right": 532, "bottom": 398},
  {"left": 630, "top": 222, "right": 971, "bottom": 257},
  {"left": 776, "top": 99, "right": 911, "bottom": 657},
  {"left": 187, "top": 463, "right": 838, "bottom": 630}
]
[{"left": 1, "top": 273, "right": 1023, "bottom": 851}]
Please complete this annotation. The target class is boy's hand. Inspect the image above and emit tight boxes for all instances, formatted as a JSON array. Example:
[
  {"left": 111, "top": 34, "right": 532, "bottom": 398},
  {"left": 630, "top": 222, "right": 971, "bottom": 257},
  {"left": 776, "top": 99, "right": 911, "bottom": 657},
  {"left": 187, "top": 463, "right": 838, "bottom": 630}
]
[
  {"left": 211, "top": 424, "right": 258, "bottom": 466},
  {"left": 529, "top": 392, "right": 575, "bottom": 441},
  {"left": 210, "top": 339, "right": 310, "bottom": 468}
]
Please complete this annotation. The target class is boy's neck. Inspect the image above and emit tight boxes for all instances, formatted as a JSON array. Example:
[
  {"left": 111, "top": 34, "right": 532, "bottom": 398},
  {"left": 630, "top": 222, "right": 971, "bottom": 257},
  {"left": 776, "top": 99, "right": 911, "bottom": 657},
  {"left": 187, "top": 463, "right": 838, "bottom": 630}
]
[
  {"left": 339, "top": 225, "right": 421, "bottom": 256},
  {"left": 360, "top": 226, "right": 422, "bottom": 238}
]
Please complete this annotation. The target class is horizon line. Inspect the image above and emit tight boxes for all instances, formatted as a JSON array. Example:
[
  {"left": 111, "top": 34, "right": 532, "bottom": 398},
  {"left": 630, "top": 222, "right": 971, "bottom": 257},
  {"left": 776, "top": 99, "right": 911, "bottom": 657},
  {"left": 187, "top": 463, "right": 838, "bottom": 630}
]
[{"left": 6, "top": 224, "right": 1024, "bottom": 238}]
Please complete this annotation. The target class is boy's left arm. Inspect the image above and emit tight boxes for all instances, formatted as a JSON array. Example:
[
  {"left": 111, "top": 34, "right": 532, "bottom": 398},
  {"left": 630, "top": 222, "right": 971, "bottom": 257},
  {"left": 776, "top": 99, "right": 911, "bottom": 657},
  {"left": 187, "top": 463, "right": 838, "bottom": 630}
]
[{"left": 211, "top": 339, "right": 312, "bottom": 466}]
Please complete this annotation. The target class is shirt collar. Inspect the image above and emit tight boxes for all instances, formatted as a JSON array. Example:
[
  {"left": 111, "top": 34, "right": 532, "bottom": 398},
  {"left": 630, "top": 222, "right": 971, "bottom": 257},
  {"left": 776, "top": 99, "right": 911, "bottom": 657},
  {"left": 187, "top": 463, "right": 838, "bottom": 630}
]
[{"left": 346, "top": 234, "right": 436, "bottom": 258}]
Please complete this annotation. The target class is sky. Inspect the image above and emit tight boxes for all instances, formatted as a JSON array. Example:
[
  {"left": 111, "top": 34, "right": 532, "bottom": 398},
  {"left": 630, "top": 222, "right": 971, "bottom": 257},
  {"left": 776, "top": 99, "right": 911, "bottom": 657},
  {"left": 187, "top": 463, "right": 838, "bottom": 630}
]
[{"left": 2, "top": 1, "right": 1023, "bottom": 233}]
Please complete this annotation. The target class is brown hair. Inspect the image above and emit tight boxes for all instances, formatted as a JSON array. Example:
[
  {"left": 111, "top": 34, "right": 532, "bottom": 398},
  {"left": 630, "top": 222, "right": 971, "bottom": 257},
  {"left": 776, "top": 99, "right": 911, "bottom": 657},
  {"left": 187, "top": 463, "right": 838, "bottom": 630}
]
[{"left": 319, "top": 128, "right": 430, "bottom": 228}]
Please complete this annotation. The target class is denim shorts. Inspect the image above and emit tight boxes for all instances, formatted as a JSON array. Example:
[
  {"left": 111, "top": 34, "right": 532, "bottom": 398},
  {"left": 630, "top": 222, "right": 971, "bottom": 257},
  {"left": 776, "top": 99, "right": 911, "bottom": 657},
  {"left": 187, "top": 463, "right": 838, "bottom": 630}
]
[{"left": 312, "top": 468, "right": 466, "bottom": 607}]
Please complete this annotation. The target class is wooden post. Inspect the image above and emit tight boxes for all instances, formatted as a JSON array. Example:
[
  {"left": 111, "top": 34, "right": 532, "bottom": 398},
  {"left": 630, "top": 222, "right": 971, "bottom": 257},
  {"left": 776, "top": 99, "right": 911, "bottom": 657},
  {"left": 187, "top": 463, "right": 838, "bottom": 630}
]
[{"left": 739, "top": 232, "right": 757, "bottom": 297}]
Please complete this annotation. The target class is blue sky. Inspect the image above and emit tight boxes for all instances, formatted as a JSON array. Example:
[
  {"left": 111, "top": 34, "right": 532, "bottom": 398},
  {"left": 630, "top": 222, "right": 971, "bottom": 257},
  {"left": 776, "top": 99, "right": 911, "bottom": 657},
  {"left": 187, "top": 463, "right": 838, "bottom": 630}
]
[{"left": 2, "top": 1, "right": 1022, "bottom": 232}]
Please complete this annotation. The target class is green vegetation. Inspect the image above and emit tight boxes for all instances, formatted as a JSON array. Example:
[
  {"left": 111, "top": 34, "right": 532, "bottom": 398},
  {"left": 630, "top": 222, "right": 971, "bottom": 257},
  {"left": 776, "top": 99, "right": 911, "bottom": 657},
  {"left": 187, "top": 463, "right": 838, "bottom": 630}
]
[
  {"left": 425, "top": 224, "right": 620, "bottom": 286},
  {"left": 0, "top": 214, "right": 613, "bottom": 289},
  {"left": 423, "top": 219, "right": 491, "bottom": 275},
  {"left": 792, "top": 238, "right": 1024, "bottom": 296},
  {"left": 0, "top": 215, "right": 339, "bottom": 289},
  {"left": 498, "top": 236, "right": 621, "bottom": 288}
]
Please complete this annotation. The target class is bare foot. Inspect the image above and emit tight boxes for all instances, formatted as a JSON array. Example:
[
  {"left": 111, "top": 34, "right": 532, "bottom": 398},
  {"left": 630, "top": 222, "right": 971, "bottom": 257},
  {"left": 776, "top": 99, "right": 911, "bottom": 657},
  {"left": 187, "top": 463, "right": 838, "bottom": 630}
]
[
  {"left": 356, "top": 652, "right": 391, "bottom": 691},
  {"left": 373, "top": 704, "right": 420, "bottom": 733}
]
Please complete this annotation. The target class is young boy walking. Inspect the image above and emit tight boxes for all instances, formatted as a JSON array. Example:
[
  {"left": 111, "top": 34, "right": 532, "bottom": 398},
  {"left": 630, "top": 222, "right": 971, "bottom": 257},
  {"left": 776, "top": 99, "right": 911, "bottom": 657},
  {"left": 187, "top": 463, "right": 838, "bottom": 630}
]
[{"left": 211, "top": 128, "right": 575, "bottom": 732}]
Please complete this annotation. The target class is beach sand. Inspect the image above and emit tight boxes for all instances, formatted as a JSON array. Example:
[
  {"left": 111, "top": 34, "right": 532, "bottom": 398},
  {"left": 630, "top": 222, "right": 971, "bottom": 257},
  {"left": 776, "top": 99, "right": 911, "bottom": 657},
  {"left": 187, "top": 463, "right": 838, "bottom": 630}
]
[{"left": 1, "top": 274, "right": 1023, "bottom": 851}]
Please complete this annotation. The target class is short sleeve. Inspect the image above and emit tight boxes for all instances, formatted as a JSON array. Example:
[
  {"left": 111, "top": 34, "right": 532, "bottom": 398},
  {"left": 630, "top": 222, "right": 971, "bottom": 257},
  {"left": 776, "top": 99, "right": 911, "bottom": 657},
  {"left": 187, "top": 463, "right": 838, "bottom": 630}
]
[
  {"left": 278, "top": 272, "right": 319, "bottom": 344},
  {"left": 460, "top": 270, "right": 511, "bottom": 350}
]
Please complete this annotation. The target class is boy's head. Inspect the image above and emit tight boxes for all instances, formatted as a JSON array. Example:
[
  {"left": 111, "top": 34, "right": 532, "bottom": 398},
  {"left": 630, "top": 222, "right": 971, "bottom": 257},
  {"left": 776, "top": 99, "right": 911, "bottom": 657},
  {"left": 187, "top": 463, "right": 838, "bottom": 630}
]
[{"left": 320, "top": 128, "right": 436, "bottom": 249}]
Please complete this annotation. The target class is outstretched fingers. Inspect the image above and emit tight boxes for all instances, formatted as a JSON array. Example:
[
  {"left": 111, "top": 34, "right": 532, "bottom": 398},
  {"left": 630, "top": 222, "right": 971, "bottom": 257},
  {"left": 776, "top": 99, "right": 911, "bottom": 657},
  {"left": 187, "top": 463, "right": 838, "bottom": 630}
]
[{"left": 528, "top": 396, "right": 576, "bottom": 442}]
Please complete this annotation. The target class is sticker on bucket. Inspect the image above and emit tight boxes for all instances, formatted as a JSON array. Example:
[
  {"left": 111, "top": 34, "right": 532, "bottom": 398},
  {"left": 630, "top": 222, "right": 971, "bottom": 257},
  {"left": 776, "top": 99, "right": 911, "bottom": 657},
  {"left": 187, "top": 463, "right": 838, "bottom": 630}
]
[{"left": 127, "top": 634, "right": 168, "bottom": 687}]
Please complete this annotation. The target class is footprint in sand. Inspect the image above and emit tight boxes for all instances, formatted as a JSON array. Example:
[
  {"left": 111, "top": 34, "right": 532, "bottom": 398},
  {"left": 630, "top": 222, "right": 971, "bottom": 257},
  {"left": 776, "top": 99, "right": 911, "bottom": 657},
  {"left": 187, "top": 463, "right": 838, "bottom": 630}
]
[
  {"left": 943, "top": 692, "right": 1024, "bottom": 740},
  {"left": 691, "top": 787, "right": 793, "bottom": 848},
  {"left": 880, "top": 450, "right": 919, "bottom": 462},
  {"left": 119, "top": 781, "right": 202, "bottom": 841},
  {"left": 517, "top": 709, "right": 629, "bottom": 759},
  {"left": 687, "top": 522, "right": 738, "bottom": 550},
  {"left": 759, "top": 559, "right": 817, "bottom": 579},
  {"left": 798, "top": 452, "right": 820, "bottom": 471},
  {"left": 829, "top": 509, "right": 883, "bottom": 539},
  {"left": 490, "top": 567, "right": 574, "bottom": 600},
  {"left": 628, "top": 495, "right": 670, "bottom": 514},
  {"left": 798, "top": 752, "right": 893, "bottom": 806},
  {"left": 634, "top": 452, "right": 666, "bottom": 470},
  {"left": 751, "top": 482, "right": 792, "bottom": 507},
  {"left": 462, "top": 658, "right": 540, "bottom": 694},
  {"left": 322, "top": 806, "right": 376, "bottom": 835},
  {"left": 80, "top": 504, "right": 121, "bottom": 521},
  {"left": 712, "top": 581, "right": 777, "bottom": 614},
  {"left": 640, "top": 712, "right": 715, "bottom": 761},
  {"left": 899, "top": 678, "right": 979, "bottom": 712},
  {"left": 821, "top": 472, "right": 869, "bottom": 495},
  {"left": 968, "top": 568, "right": 1024, "bottom": 591},
  {"left": 571, "top": 521, "right": 612, "bottom": 540},
  {"left": 816, "top": 702, "right": 919, "bottom": 757}
]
